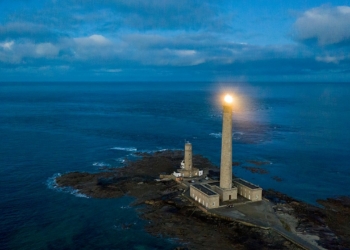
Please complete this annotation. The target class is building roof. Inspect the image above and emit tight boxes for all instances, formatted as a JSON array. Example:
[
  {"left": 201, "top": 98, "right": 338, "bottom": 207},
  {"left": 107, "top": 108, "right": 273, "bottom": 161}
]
[
  {"left": 208, "top": 181, "right": 220, "bottom": 187},
  {"left": 192, "top": 184, "right": 218, "bottom": 196},
  {"left": 233, "top": 178, "right": 260, "bottom": 189}
]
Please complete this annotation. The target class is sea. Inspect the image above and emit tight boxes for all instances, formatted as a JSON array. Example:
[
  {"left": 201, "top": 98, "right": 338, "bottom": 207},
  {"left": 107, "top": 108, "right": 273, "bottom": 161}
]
[{"left": 1, "top": 82, "right": 349, "bottom": 249}]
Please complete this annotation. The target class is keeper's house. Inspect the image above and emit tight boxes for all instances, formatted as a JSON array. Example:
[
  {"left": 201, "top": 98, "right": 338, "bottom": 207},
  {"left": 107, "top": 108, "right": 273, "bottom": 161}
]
[
  {"left": 190, "top": 184, "right": 220, "bottom": 209},
  {"left": 233, "top": 178, "right": 262, "bottom": 201}
]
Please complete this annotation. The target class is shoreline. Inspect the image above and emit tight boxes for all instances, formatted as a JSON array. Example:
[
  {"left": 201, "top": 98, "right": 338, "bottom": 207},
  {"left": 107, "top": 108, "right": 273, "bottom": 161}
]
[{"left": 55, "top": 150, "right": 350, "bottom": 249}]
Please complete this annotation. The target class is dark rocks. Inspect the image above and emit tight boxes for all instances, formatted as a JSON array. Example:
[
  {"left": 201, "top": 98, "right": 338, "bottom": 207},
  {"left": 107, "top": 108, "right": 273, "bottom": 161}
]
[
  {"left": 243, "top": 166, "right": 269, "bottom": 174},
  {"left": 272, "top": 176, "right": 283, "bottom": 182},
  {"left": 264, "top": 189, "right": 350, "bottom": 249},
  {"left": 317, "top": 197, "right": 350, "bottom": 249},
  {"left": 246, "top": 160, "right": 271, "bottom": 166},
  {"left": 56, "top": 151, "right": 350, "bottom": 250}
]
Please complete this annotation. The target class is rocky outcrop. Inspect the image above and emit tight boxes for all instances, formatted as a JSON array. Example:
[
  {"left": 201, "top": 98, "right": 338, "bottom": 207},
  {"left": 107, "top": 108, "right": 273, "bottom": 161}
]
[
  {"left": 56, "top": 151, "right": 350, "bottom": 250},
  {"left": 264, "top": 189, "right": 350, "bottom": 249}
]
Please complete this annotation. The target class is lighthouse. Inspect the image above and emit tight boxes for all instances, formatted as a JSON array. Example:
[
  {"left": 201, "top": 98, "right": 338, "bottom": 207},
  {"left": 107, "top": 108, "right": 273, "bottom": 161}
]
[
  {"left": 220, "top": 94, "right": 233, "bottom": 189},
  {"left": 188, "top": 93, "right": 263, "bottom": 208}
]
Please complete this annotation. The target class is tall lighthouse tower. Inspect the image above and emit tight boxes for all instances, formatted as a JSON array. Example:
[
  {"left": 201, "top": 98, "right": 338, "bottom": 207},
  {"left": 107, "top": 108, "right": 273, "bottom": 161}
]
[{"left": 220, "top": 94, "right": 233, "bottom": 189}]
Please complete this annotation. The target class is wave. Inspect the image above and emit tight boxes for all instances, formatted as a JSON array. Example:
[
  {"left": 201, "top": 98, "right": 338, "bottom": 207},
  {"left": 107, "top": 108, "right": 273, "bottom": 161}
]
[
  {"left": 210, "top": 132, "right": 244, "bottom": 140},
  {"left": 139, "top": 148, "right": 181, "bottom": 154},
  {"left": 110, "top": 147, "right": 137, "bottom": 152},
  {"left": 46, "top": 173, "right": 89, "bottom": 199},
  {"left": 92, "top": 162, "right": 111, "bottom": 167},
  {"left": 115, "top": 158, "right": 126, "bottom": 163},
  {"left": 209, "top": 132, "right": 222, "bottom": 138},
  {"left": 233, "top": 132, "right": 244, "bottom": 140},
  {"left": 233, "top": 132, "right": 244, "bottom": 136}
]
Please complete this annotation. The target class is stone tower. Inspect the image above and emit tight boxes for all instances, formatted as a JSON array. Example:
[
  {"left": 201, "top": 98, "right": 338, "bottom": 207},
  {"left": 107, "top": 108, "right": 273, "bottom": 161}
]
[
  {"left": 220, "top": 95, "right": 233, "bottom": 189},
  {"left": 184, "top": 142, "right": 192, "bottom": 171},
  {"left": 174, "top": 142, "right": 202, "bottom": 178}
]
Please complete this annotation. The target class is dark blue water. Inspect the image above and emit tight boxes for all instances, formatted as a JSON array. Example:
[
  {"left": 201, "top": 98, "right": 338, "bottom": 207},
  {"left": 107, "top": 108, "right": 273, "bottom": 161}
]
[{"left": 1, "top": 82, "right": 350, "bottom": 249}]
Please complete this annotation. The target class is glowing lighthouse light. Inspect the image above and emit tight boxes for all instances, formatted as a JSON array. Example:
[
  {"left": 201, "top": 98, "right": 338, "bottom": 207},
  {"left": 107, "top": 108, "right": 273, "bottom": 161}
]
[{"left": 224, "top": 94, "right": 233, "bottom": 104}]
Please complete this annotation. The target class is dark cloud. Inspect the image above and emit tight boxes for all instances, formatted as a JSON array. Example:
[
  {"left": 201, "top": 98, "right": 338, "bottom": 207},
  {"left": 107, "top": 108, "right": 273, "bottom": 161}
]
[
  {"left": 0, "top": 22, "right": 62, "bottom": 42},
  {"left": 66, "top": 0, "right": 232, "bottom": 31}
]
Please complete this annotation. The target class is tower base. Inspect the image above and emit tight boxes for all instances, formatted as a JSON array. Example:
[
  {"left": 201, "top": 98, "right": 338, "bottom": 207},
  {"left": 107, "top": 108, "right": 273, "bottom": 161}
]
[
  {"left": 174, "top": 168, "right": 203, "bottom": 178},
  {"left": 206, "top": 182, "right": 237, "bottom": 201}
]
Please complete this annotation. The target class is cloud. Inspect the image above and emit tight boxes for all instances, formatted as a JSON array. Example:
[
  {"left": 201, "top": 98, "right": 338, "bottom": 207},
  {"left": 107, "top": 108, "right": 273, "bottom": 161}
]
[
  {"left": 315, "top": 55, "right": 345, "bottom": 64},
  {"left": 97, "top": 68, "right": 122, "bottom": 73},
  {"left": 0, "top": 41, "right": 14, "bottom": 50},
  {"left": 0, "top": 40, "right": 60, "bottom": 63},
  {"left": 293, "top": 5, "right": 350, "bottom": 46},
  {"left": 70, "top": 34, "right": 120, "bottom": 61},
  {"left": 74, "top": 34, "right": 111, "bottom": 46},
  {"left": 1, "top": 1, "right": 350, "bottom": 82},
  {"left": 0, "top": 22, "right": 60, "bottom": 42},
  {"left": 35, "top": 43, "right": 59, "bottom": 57},
  {"left": 66, "top": 0, "right": 231, "bottom": 31}
]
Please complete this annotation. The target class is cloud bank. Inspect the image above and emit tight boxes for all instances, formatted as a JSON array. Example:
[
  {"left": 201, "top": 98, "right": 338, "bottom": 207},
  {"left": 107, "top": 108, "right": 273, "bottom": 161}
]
[{"left": 0, "top": 1, "right": 350, "bottom": 82}]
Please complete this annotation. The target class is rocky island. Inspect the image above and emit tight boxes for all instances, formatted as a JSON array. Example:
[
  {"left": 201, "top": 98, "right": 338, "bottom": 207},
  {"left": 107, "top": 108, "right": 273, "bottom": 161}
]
[{"left": 56, "top": 150, "right": 350, "bottom": 250}]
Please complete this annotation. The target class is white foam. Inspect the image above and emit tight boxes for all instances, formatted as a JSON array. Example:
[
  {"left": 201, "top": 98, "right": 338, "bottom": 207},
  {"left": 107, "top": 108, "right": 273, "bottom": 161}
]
[
  {"left": 46, "top": 173, "right": 90, "bottom": 199},
  {"left": 110, "top": 147, "right": 137, "bottom": 152},
  {"left": 70, "top": 189, "right": 90, "bottom": 198},
  {"left": 210, "top": 132, "right": 244, "bottom": 139},
  {"left": 233, "top": 131, "right": 244, "bottom": 140},
  {"left": 209, "top": 132, "right": 222, "bottom": 138},
  {"left": 139, "top": 148, "right": 180, "bottom": 154},
  {"left": 115, "top": 158, "right": 126, "bottom": 163},
  {"left": 92, "top": 162, "right": 111, "bottom": 167},
  {"left": 46, "top": 173, "right": 61, "bottom": 190},
  {"left": 233, "top": 132, "right": 244, "bottom": 136}
]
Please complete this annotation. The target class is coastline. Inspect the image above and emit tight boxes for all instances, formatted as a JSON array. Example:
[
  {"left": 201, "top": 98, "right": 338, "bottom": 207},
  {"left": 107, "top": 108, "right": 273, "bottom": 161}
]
[{"left": 55, "top": 150, "right": 350, "bottom": 250}]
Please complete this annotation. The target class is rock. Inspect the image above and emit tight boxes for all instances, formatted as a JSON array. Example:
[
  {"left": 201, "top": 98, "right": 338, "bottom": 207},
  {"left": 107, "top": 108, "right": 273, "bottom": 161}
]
[
  {"left": 242, "top": 166, "right": 268, "bottom": 174},
  {"left": 145, "top": 200, "right": 155, "bottom": 205},
  {"left": 290, "top": 201, "right": 300, "bottom": 206}
]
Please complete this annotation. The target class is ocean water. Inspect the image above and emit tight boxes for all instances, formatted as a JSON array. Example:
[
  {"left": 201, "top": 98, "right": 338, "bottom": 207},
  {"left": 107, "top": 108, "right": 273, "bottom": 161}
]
[{"left": 1, "top": 82, "right": 349, "bottom": 249}]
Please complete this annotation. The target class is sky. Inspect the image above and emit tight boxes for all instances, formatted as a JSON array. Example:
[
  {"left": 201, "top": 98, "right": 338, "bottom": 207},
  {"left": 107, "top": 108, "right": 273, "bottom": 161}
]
[{"left": 1, "top": 0, "right": 350, "bottom": 82}]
